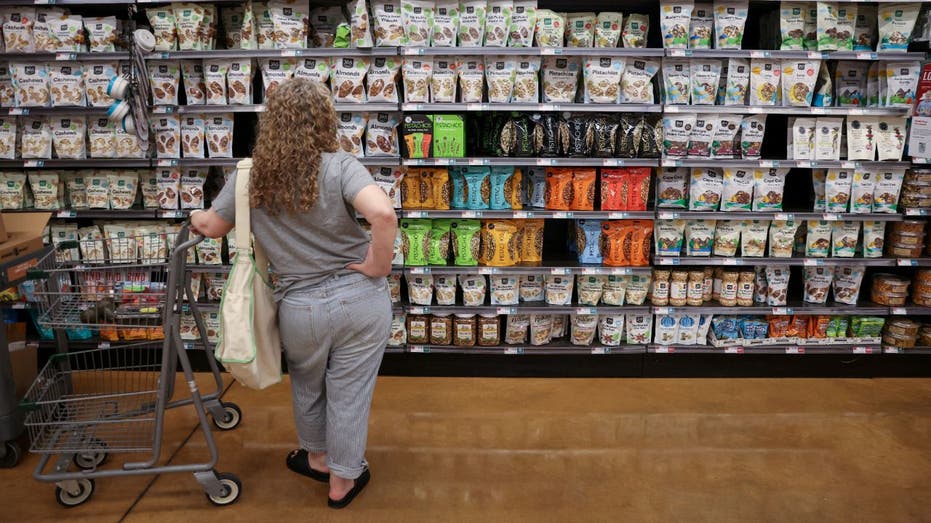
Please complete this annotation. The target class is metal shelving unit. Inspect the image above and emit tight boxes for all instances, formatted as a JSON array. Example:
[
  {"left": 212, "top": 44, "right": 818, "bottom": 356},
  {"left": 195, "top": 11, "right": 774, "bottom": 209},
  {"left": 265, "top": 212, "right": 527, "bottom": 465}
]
[
  {"left": 407, "top": 343, "right": 646, "bottom": 355},
  {"left": 654, "top": 256, "right": 897, "bottom": 267},
  {"left": 661, "top": 159, "right": 913, "bottom": 169},
  {"left": 664, "top": 105, "right": 909, "bottom": 116},
  {"left": 146, "top": 47, "right": 396, "bottom": 60},
  {"left": 0, "top": 159, "right": 150, "bottom": 168},
  {"left": 404, "top": 158, "right": 659, "bottom": 167},
  {"left": 665, "top": 48, "right": 926, "bottom": 60},
  {"left": 405, "top": 305, "right": 652, "bottom": 315},
  {"left": 649, "top": 343, "right": 882, "bottom": 355},
  {"left": 403, "top": 265, "right": 652, "bottom": 276},
  {"left": 400, "top": 47, "right": 666, "bottom": 57},
  {"left": 401, "top": 210, "right": 655, "bottom": 219},
  {"left": 153, "top": 103, "right": 401, "bottom": 114},
  {"left": 401, "top": 102, "right": 661, "bottom": 113},
  {"left": 652, "top": 302, "right": 889, "bottom": 316},
  {"left": 656, "top": 210, "right": 904, "bottom": 222}
]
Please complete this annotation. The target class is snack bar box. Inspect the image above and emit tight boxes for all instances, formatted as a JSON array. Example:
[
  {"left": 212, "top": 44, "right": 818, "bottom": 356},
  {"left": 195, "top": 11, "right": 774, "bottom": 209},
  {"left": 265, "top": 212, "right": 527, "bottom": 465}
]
[{"left": 0, "top": 212, "right": 51, "bottom": 289}]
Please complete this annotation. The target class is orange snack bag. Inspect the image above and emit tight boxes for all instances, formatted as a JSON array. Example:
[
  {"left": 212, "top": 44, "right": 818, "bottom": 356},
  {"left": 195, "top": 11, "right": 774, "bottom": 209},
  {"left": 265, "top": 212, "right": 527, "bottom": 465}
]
[
  {"left": 808, "top": 316, "right": 830, "bottom": 338},
  {"left": 600, "top": 170, "right": 629, "bottom": 211},
  {"left": 570, "top": 168, "right": 597, "bottom": 210},
  {"left": 544, "top": 168, "right": 574, "bottom": 210},
  {"left": 628, "top": 219, "right": 654, "bottom": 266},
  {"left": 768, "top": 316, "right": 790, "bottom": 337},
  {"left": 426, "top": 168, "right": 450, "bottom": 210},
  {"left": 601, "top": 221, "right": 631, "bottom": 267},
  {"left": 786, "top": 315, "right": 809, "bottom": 338},
  {"left": 401, "top": 169, "right": 423, "bottom": 209}
]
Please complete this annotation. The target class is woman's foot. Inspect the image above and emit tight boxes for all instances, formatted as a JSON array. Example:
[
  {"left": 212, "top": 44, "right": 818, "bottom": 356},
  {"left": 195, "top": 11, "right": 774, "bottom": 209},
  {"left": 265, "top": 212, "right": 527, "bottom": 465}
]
[
  {"left": 285, "top": 449, "right": 330, "bottom": 483},
  {"left": 328, "top": 468, "right": 371, "bottom": 509}
]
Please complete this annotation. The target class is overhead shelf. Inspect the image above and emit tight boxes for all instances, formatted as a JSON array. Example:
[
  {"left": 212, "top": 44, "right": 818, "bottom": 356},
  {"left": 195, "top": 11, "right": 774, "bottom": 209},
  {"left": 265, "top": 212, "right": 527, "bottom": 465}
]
[
  {"left": 154, "top": 103, "right": 400, "bottom": 114},
  {"left": 666, "top": 48, "right": 927, "bottom": 60},
  {"left": 146, "top": 47, "right": 396, "bottom": 60},
  {"left": 404, "top": 158, "right": 659, "bottom": 167},
  {"left": 652, "top": 302, "right": 888, "bottom": 316},
  {"left": 0, "top": 159, "right": 150, "bottom": 168}
]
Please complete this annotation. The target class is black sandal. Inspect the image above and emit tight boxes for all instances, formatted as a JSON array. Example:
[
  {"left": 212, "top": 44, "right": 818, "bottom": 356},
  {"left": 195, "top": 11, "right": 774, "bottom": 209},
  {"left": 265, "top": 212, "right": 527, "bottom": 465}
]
[
  {"left": 285, "top": 449, "right": 330, "bottom": 483},
  {"left": 327, "top": 468, "right": 370, "bottom": 509}
]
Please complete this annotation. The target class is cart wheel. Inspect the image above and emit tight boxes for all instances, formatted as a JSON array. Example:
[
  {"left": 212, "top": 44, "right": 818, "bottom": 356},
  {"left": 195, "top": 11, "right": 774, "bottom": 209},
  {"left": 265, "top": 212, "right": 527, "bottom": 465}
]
[
  {"left": 212, "top": 403, "right": 242, "bottom": 431},
  {"left": 206, "top": 473, "right": 241, "bottom": 506},
  {"left": 73, "top": 450, "right": 107, "bottom": 470},
  {"left": 0, "top": 441, "right": 21, "bottom": 468},
  {"left": 55, "top": 478, "right": 95, "bottom": 508}
]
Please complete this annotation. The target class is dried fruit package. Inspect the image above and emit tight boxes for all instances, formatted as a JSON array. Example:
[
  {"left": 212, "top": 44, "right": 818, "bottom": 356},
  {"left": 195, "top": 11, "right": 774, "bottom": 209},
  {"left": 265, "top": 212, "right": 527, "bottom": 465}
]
[
  {"left": 349, "top": 0, "right": 374, "bottom": 48},
  {"left": 660, "top": 1, "right": 694, "bottom": 49},
  {"left": 309, "top": 5, "right": 345, "bottom": 48},
  {"left": 372, "top": 0, "right": 406, "bottom": 46},
  {"left": 663, "top": 59, "right": 691, "bottom": 105},
  {"left": 431, "top": 0, "right": 459, "bottom": 47},
  {"left": 689, "top": 3, "right": 713, "bottom": 49}
]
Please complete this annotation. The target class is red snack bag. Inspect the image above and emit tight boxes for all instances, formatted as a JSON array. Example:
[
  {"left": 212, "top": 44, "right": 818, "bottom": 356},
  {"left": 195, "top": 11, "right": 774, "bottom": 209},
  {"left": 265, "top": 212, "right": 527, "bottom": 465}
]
[
  {"left": 570, "top": 168, "right": 597, "bottom": 210},
  {"left": 544, "top": 168, "right": 574, "bottom": 210},
  {"left": 600, "top": 170, "right": 628, "bottom": 210}
]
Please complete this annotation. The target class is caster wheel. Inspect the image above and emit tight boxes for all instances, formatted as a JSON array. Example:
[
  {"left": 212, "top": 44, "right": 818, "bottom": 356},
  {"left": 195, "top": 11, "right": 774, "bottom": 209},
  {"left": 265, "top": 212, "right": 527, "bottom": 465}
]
[
  {"left": 73, "top": 439, "right": 108, "bottom": 470},
  {"left": 55, "top": 478, "right": 95, "bottom": 508},
  {"left": 212, "top": 403, "right": 241, "bottom": 431},
  {"left": 206, "top": 472, "right": 241, "bottom": 506},
  {"left": 0, "top": 441, "right": 21, "bottom": 468}
]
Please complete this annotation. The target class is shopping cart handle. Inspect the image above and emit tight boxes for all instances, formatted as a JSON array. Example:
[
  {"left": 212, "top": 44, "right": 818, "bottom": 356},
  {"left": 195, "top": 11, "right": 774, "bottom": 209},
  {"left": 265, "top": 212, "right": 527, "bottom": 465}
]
[{"left": 171, "top": 222, "right": 205, "bottom": 259}]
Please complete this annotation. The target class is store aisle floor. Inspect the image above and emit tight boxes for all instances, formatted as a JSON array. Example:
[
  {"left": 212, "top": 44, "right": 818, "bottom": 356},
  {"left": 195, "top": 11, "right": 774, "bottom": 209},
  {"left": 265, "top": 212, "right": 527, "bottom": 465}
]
[{"left": 3, "top": 377, "right": 930, "bottom": 522}]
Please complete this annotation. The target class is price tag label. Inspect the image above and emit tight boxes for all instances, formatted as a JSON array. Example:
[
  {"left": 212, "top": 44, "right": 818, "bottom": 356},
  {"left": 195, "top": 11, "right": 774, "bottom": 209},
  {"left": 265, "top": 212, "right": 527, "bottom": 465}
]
[
  {"left": 24, "top": 160, "right": 44, "bottom": 167},
  {"left": 785, "top": 347, "right": 803, "bottom": 354},
  {"left": 408, "top": 307, "right": 428, "bottom": 314},
  {"left": 772, "top": 307, "right": 789, "bottom": 315},
  {"left": 159, "top": 210, "right": 184, "bottom": 218},
  {"left": 657, "top": 212, "right": 678, "bottom": 219},
  {"left": 550, "top": 268, "right": 570, "bottom": 275},
  {"left": 608, "top": 212, "right": 628, "bottom": 219},
  {"left": 855, "top": 52, "right": 876, "bottom": 60},
  {"left": 811, "top": 108, "right": 826, "bottom": 115},
  {"left": 409, "top": 345, "right": 428, "bottom": 353},
  {"left": 536, "top": 158, "right": 554, "bottom": 166},
  {"left": 504, "top": 347, "right": 524, "bottom": 354},
  {"left": 796, "top": 161, "right": 812, "bottom": 168},
  {"left": 513, "top": 211, "right": 532, "bottom": 219},
  {"left": 657, "top": 258, "right": 678, "bottom": 266},
  {"left": 747, "top": 106, "right": 765, "bottom": 114},
  {"left": 465, "top": 103, "right": 484, "bottom": 111},
  {"left": 468, "top": 158, "right": 488, "bottom": 166},
  {"left": 898, "top": 259, "right": 917, "bottom": 267},
  {"left": 402, "top": 47, "right": 424, "bottom": 55},
  {"left": 8, "top": 108, "right": 26, "bottom": 116},
  {"left": 724, "top": 347, "right": 744, "bottom": 354},
  {"left": 723, "top": 259, "right": 740, "bottom": 266},
  {"left": 406, "top": 211, "right": 425, "bottom": 218},
  {"left": 11, "top": 302, "right": 25, "bottom": 310},
  {"left": 156, "top": 159, "right": 178, "bottom": 167},
  {"left": 803, "top": 259, "right": 823, "bottom": 266},
  {"left": 891, "top": 307, "right": 907, "bottom": 315},
  {"left": 408, "top": 267, "right": 430, "bottom": 274},
  {"left": 433, "top": 158, "right": 452, "bottom": 165},
  {"left": 580, "top": 267, "right": 598, "bottom": 275},
  {"left": 56, "top": 210, "right": 76, "bottom": 218},
  {"left": 885, "top": 347, "right": 901, "bottom": 354},
  {"left": 661, "top": 159, "right": 683, "bottom": 167},
  {"left": 55, "top": 52, "right": 77, "bottom": 61},
  {"left": 401, "top": 104, "right": 422, "bottom": 111},
  {"left": 848, "top": 108, "right": 865, "bottom": 115},
  {"left": 655, "top": 346, "right": 674, "bottom": 353},
  {"left": 461, "top": 211, "right": 480, "bottom": 218},
  {"left": 853, "top": 346, "right": 872, "bottom": 354},
  {"left": 496, "top": 307, "right": 514, "bottom": 315},
  {"left": 602, "top": 159, "right": 621, "bottom": 167},
  {"left": 152, "top": 106, "right": 176, "bottom": 114},
  {"left": 654, "top": 307, "right": 670, "bottom": 315},
  {"left": 822, "top": 213, "right": 840, "bottom": 221},
  {"left": 665, "top": 105, "right": 681, "bottom": 113},
  {"left": 575, "top": 308, "right": 596, "bottom": 315},
  {"left": 840, "top": 161, "right": 856, "bottom": 169},
  {"left": 905, "top": 208, "right": 925, "bottom": 216},
  {"left": 280, "top": 49, "right": 301, "bottom": 57},
  {"left": 611, "top": 268, "right": 632, "bottom": 275},
  {"left": 538, "top": 104, "right": 556, "bottom": 111},
  {"left": 98, "top": 341, "right": 111, "bottom": 349},
  {"left": 477, "top": 267, "right": 496, "bottom": 275},
  {"left": 774, "top": 212, "right": 792, "bottom": 221},
  {"left": 591, "top": 347, "right": 608, "bottom": 355},
  {"left": 749, "top": 50, "right": 770, "bottom": 58},
  {"left": 808, "top": 51, "right": 823, "bottom": 59},
  {"left": 540, "top": 48, "right": 558, "bottom": 55},
  {"left": 759, "top": 160, "right": 777, "bottom": 168},
  {"left": 552, "top": 211, "right": 572, "bottom": 218}
]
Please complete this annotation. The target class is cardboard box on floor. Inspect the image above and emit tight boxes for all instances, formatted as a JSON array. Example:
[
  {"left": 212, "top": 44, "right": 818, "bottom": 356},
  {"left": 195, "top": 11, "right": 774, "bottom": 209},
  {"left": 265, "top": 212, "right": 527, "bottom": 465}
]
[
  {"left": 6, "top": 322, "right": 34, "bottom": 398},
  {"left": 0, "top": 212, "right": 51, "bottom": 288}
]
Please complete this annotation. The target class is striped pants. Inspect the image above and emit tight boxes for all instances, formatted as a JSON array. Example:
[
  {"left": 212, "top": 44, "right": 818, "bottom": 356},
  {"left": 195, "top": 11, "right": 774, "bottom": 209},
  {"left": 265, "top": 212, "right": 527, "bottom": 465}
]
[{"left": 278, "top": 272, "right": 391, "bottom": 480}]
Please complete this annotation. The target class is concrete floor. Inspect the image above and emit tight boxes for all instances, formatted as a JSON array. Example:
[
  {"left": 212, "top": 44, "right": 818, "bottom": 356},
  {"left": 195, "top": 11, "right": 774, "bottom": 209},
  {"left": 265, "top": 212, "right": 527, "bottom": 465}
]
[{"left": 2, "top": 376, "right": 930, "bottom": 522}]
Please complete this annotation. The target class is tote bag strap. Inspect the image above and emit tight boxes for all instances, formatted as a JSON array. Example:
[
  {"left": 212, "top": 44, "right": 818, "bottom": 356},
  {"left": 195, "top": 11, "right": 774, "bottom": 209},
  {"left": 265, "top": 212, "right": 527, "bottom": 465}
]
[{"left": 233, "top": 159, "right": 272, "bottom": 280}]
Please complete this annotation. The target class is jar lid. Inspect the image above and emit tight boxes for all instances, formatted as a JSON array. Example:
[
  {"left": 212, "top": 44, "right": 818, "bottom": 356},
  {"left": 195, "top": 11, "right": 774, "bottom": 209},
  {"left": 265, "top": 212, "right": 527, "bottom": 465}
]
[
  {"left": 454, "top": 314, "right": 476, "bottom": 319},
  {"left": 479, "top": 314, "right": 499, "bottom": 318},
  {"left": 432, "top": 313, "right": 451, "bottom": 318}
]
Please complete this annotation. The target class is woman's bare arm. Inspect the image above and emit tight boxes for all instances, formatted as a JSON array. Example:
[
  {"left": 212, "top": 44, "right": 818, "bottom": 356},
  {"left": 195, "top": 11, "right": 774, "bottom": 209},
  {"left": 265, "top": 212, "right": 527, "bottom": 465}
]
[
  {"left": 190, "top": 209, "right": 234, "bottom": 239},
  {"left": 346, "top": 185, "right": 398, "bottom": 278}
]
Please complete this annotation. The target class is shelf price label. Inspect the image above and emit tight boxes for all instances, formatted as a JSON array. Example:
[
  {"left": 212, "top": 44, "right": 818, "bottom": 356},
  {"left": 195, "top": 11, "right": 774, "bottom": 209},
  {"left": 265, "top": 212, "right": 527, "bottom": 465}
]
[
  {"left": 654, "top": 307, "right": 670, "bottom": 314},
  {"left": 24, "top": 160, "right": 44, "bottom": 167},
  {"left": 280, "top": 49, "right": 302, "bottom": 57},
  {"left": 477, "top": 267, "right": 497, "bottom": 275},
  {"left": 803, "top": 259, "right": 823, "bottom": 266},
  {"left": 552, "top": 211, "right": 572, "bottom": 218},
  {"left": 774, "top": 212, "right": 793, "bottom": 221},
  {"left": 401, "top": 104, "right": 423, "bottom": 111},
  {"left": 496, "top": 307, "right": 515, "bottom": 315},
  {"left": 796, "top": 161, "right": 812, "bottom": 168},
  {"left": 465, "top": 103, "right": 485, "bottom": 111},
  {"left": 152, "top": 106, "right": 176, "bottom": 114},
  {"left": 667, "top": 49, "right": 692, "bottom": 57},
  {"left": 504, "top": 347, "right": 524, "bottom": 354},
  {"left": 810, "top": 107, "right": 826, "bottom": 115},
  {"left": 884, "top": 347, "right": 901, "bottom": 354},
  {"left": 785, "top": 347, "right": 804, "bottom": 354},
  {"left": 461, "top": 210, "right": 481, "bottom": 218},
  {"left": 575, "top": 308, "right": 596, "bottom": 315},
  {"left": 657, "top": 258, "right": 679, "bottom": 266},
  {"left": 56, "top": 210, "right": 77, "bottom": 218},
  {"left": 537, "top": 104, "right": 556, "bottom": 111},
  {"left": 840, "top": 161, "right": 856, "bottom": 169},
  {"left": 405, "top": 211, "right": 426, "bottom": 218},
  {"left": 549, "top": 267, "right": 570, "bottom": 275},
  {"left": 891, "top": 307, "right": 907, "bottom": 315},
  {"left": 409, "top": 345, "right": 429, "bottom": 353},
  {"left": 661, "top": 159, "right": 683, "bottom": 167},
  {"left": 897, "top": 259, "right": 918, "bottom": 266},
  {"left": 749, "top": 50, "right": 771, "bottom": 58},
  {"left": 722, "top": 259, "right": 741, "bottom": 266},
  {"left": 513, "top": 211, "right": 533, "bottom": 219},
  {"left": 852, "top": 346, "right": 873, "bottom": 354},
  {"left": 602, "top": 159, "right": 621, "bottom": 167},
  {"left": 580, "top": 267, "right": 599, "bottom": 275},
  {"left": 408, "top": 307, "right": 429, "bottom": 314},
  {"left": 771, "top": 307, "right": 790, "bottom": 315},
  {"left": 468, "top": 158, "right": 488, "bottom": 166},
  {"left": 8, "top": 108, "right": 27, "bottom": 116},
  {"left": 591, "top": 347, "right": 609, "bottom": 355},
  {"left": 608, "top": 212, "right": 629, "bottom": 219},
  {"left": 157, "top": 159, "right": 179, "bottom": 167},
  {"left": 724, "top": 347, "right": 744, "bottom": 354},
  {"left": 759, "top": 160, "right": 778, "bottom": 168},
  {"left": 808, "top": 51, "right": 823, "bottom": 59},
  {"left": 535, "top": 158, "right": 555, "bottom": 166},
  {"left": 822, "top": 213, "right": 840, "bottom": 221},
  {"left": 408, "top": 267, "right": 431, "bottom": 274},
  {"left": 159, "top": 210, "right": 184, "bottom": 218},
  {"left": 657, "top": 212, "right": 680, "bottom": 220},
  {"left": 664, "top": 105, "right": 681, "bottom": 113},
  {"left": 654, "top": 346, "right": 675, "bottom": 353},
  {"left": 855, "top": 52, "right": 877, "bottom": 60},
  {"left": 401, "top": 47, "right": 425, "bottom": 55}
]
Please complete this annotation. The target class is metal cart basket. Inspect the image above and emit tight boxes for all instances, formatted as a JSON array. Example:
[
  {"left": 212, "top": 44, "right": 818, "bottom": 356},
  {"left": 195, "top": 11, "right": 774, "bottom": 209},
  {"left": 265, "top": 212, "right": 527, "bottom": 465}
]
[{"left": 20, "top": 225, "right": 243, "bottom": 507}]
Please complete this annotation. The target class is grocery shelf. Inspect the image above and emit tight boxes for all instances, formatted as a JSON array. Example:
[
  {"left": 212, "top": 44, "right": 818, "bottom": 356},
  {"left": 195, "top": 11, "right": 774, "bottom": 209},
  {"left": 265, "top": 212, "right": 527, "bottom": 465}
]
[
  {"left": 662, "top": 159, "right": 912, "bottom": 169},
  {"left": 405, "top": 305, "right": 651, "bottom": 315},
  {"left": 654, "top": 256, "right": 896, "bottom": 267},
  {"left": 401, "top": 102, "right": 661, "bottom": 113},
  {"left": 400, "top": 210, "right": 655, "bottom": 220},
  {"left": 649, "top": 343, "right": 881, "bottom": 354},
  {"left": 656, "top": 210, "right": 904, "bottom": 221},
  {"left": 903, "top": 208, "right": 931, "bottom": 217},
  {"left": 403, "top": 264, "right": 651, "bottom": 276},
  {"left": 894, "top": 258, "right": 931, "bottom": 267},
  {"left": 185, "top": 265, "right": 231, "bottom": 273},
  {"left": 912, "top": 158, "right": 931, "bottom": 165},
  {"left": 0, "top": 51, "right": 129, "bottom": 61},
  {"left": 889, "top": 305, "right": 931, "bottom": 315},
  {"left": 40, "top": 208, "right": 163, "bottom": 220},
  {"left": 4, "top": 106, "right": 111, "bottom": 116},
  {"left": 404, "top": 158, "right": 659, "bottom": 167},
  {"left": 665, "top": 48, "right": 927, "bottom": 60},
  {"left": 154, "top": 103, "right": 401, "bottom": 114},
  {"left": 0, "top": 159, "right": 150, "bottom": 168},
  {"left": 652, "top": 301, "right": 888, "bottom": 316},
  {"left": 664, "top": 105, "right": 909, "bottom": 116},
  {"left": 0, "top": 301, "right": 28, "bottom": 309},
  {"left": 883, "top": 346, "right": 931, "bottom": 354},
  {"left": 407, "top": 343, "right": 646, "bottom": 355},
  {"left": 399, "top": 47, "right": 665, "bottom": 57},
  {"left": 146, "top": 47, "right": 396, "bottom": 60}
]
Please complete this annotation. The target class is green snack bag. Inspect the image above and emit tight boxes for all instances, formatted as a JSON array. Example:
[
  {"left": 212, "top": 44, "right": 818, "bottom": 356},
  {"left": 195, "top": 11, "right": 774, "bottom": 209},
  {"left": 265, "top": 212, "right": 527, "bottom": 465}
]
[
  {"left": 334, "top": 22, "right": 352, "bottom": 48},
  {"left": 428, "top": 219, "right": 455, "bottom": 266},
  {"left": 430, "top": 114, "right": 465, "bottom": 158},
  {"left": 400, "top": 219, "right": 432, "bottom": 266},
  {"left": 450, "top": 219, "right": 481, "bottom": 266}
]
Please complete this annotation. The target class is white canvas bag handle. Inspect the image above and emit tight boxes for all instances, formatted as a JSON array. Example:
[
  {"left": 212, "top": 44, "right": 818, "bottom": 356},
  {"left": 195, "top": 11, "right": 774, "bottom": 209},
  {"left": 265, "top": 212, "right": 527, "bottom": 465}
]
[{"left": 233, "top": 159, "right": 271, "bottom": 280}]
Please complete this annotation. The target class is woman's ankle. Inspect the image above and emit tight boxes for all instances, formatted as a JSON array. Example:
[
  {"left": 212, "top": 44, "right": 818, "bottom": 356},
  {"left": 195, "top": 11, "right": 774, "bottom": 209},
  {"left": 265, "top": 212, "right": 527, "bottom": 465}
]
[{"left": 308, "top": 451, "right": 330, "bottom": 472}]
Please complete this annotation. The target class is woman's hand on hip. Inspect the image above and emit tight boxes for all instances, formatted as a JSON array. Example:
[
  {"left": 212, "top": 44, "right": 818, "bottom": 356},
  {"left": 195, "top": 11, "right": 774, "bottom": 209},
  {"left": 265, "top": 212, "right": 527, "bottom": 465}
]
[{"left": 346, "top": 244, "right": 392, "bottom": 278}]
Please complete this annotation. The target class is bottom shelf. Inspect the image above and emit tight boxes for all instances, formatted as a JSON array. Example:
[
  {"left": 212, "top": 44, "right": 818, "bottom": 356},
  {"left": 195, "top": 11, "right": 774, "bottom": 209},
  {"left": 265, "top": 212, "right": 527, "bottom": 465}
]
[
  {"left": 649, "top": 343, "right": 881, "bottom": 355},
  {"left": 405, "top": 343, "right": 645, "bottom": 355}
]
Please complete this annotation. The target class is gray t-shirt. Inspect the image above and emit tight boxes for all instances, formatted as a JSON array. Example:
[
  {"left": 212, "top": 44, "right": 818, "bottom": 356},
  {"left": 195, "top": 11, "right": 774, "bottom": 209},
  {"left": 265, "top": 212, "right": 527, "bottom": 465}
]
[{"left": 211, "top": 151, "right": 375, "bottom": 298}]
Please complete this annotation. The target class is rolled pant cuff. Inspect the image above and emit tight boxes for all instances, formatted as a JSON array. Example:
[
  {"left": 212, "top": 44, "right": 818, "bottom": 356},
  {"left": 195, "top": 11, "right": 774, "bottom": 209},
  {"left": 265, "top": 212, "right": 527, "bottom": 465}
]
[
  {"left": 300, "top": 440, "right": 327, "bottom": 455},
  {"left": 326, "top": 460, "right": 367, "bottom": 480}
]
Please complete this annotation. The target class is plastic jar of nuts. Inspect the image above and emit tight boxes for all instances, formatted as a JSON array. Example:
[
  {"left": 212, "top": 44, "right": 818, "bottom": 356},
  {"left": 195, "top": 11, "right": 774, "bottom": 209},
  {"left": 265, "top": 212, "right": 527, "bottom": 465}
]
[
  {"left": 885, "top": 319, "right": 920, "bottom": 337},
  {"left": 919, "top": 326, "right": 931, "bottom": 346},
  {"left": 719, "top": 271, "right": 739, "bottom": 306},
  {"left": 669, "top": 271, "right": 688, "bottom": 306},
  {"left": 651, "top": 270, "right": 670, "bottom": 306},
  {"left": 430, "top": 314, "right": 453, "bottom": 345},
  {"left": 477, "top": 314, "right": 500, "bottom": 346},
  {"left": 453, "top": 314, "right": 477, "bottom": 347},
  {"left": 686, "top": 270, "right": 704, "bottom": 306},
  {"left": 871, "top": 274, "right": 911, "bottom": 306}
]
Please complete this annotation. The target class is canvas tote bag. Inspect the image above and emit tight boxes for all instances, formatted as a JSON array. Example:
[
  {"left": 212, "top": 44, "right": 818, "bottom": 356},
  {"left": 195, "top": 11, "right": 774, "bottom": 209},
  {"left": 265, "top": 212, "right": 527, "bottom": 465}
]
[{"left": 214, "top": 158, "right": 282, "bottom": 389}]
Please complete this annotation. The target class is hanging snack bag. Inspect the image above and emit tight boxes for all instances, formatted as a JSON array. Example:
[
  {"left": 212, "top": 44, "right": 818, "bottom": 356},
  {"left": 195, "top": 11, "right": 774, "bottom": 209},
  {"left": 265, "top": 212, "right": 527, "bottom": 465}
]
[
  {"left": 875, "top": 117, "right": 908, "bottom": 161},
  {"left": 451, "top": 219, "right": 482, "bottom": 266},
  {"left": 834, "top": 61, "right": 869, "bottom": 107},
  {"left": 655, "top": 219, "right": 686, "bottom": 256},
  {"left": 740, "top": 220, "right": 768, "bottom": 257},
  {"left": 621, "top": 58, "right": 659, "bottom": 104},
  {"left": 372, "top": 0, "right": 406, "bottom": 46},
  {"left": 202, "top": 60, "right": 227, "bottom": 105},
  {"left": 332, "top": 56, "right": 371, "bottom": 103},
  {"left": 48, "top": 62, "right": 85, "bottom": 107},
  {"left": 832, "top": 265, "right": 864, "bottom": 305},
  {"left": 484, "top": 0, "right": 512, "bottom": 47},
  {"left": 508, "top": 1, "right": 536, "bottom": 47},
  {"left": 294, "top": 57, "right": 331, "bottom": 86},
  {"left": 226, "top": 60, "right": 253, "bottom": 105},
  {"left": 11, "top": 62, "right": 50, "bottom": 108},
  {"left": 457, "top": 58, "right": 485, "bottom": 103},
  {"left": 721, "top": 168, "right": 753, "bottom": 211},
  {"left": 769, "top": 220, "right": 800, "bottom": 257},
  {"left": 575, "top": 219, "right": 603, "bottom": 264},
  {"left": 713, "top": 220, "right": 742, "bottom": 257},
  {"left": 782, "top": 59, "right": 818, "bottom": 107},
  {"left": 180, "top": 61, "right": 207, "bottom": 105},
  {"left": 485, "top": 56, "right": 515, "bottom": 103},
  {"left": 739, "top": 114, "right": 766, "bottom": 159},
  {"left": 806, "top": 220, "right": 832, "bottom": 257},
  {"left": 622, "top": 13, "right": 649, "bottom": 48},
  {"left": 657, "top": 168, "right": 689, "bottom": 208},
  {"left": 690, "top": 59, "right": 721, "bottom": 105},
  {"left": 877, "top": 3, "right": 919, "bottom": 52},
  {"left": 853, "top": 5, "right": 876, "bottom": 51},
  {"left": 205, "top": 113, "right": 234, "bottom": 158},
  {"left": 50, "top": 116, "right": 86, "bottom": 159},
  {"left": 660, "top": 0, "right": 694, "bottom": 49},
  {"left": 817, "top": 2, "right": 839, "bottom": 51},
  {"left": 885, "top": 61, "right": 921, "bottom": 108},
  {"left": 512, "top": 56, "right": 541, "bottom": 103},
  {"left": 21, "top": 116, "right": 52, "bottom": 159},
  {"left": 259, "top": 58, "right": 295, "bottom": 95},
  {"left": 814, "top": 117, "right": 842, "bottom": 161},
  {"left": 714, "top": 1, "right": 748, "bottom": 49},
  {"left": 751, "top": 168, "right": 787, "bottom": 211},
  {"left": 862, "top": 221, "right": 885, "bottom": 258},
  {"left": 689, "top": 3, "right": 713, "bottom": 49}
]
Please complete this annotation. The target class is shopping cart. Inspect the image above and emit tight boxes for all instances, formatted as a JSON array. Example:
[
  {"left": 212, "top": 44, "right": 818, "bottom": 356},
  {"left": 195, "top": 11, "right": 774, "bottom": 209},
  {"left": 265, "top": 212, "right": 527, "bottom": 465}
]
[{"left": 20, "top": 225, "right": 243, "bottom": 507}]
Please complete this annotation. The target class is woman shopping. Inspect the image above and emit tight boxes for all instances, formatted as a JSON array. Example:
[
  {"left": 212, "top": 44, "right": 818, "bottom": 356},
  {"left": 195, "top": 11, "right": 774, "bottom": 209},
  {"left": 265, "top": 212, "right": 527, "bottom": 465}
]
[{"left": 190, "top": 77, "right": 397, "bottom": 509}]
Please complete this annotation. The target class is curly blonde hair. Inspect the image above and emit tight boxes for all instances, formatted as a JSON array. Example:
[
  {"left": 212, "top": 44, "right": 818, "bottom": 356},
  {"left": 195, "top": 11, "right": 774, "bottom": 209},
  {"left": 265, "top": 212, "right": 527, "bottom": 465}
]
[{"left": 251, "top": 77, "right": 338, "bottom": 215}]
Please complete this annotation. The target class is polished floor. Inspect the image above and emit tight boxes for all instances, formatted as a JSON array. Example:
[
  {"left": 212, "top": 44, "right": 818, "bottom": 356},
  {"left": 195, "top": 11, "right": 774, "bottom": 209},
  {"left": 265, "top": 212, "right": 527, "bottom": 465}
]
[{"left": 2, "top": 376, "right": 930, "bottom": 522}]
